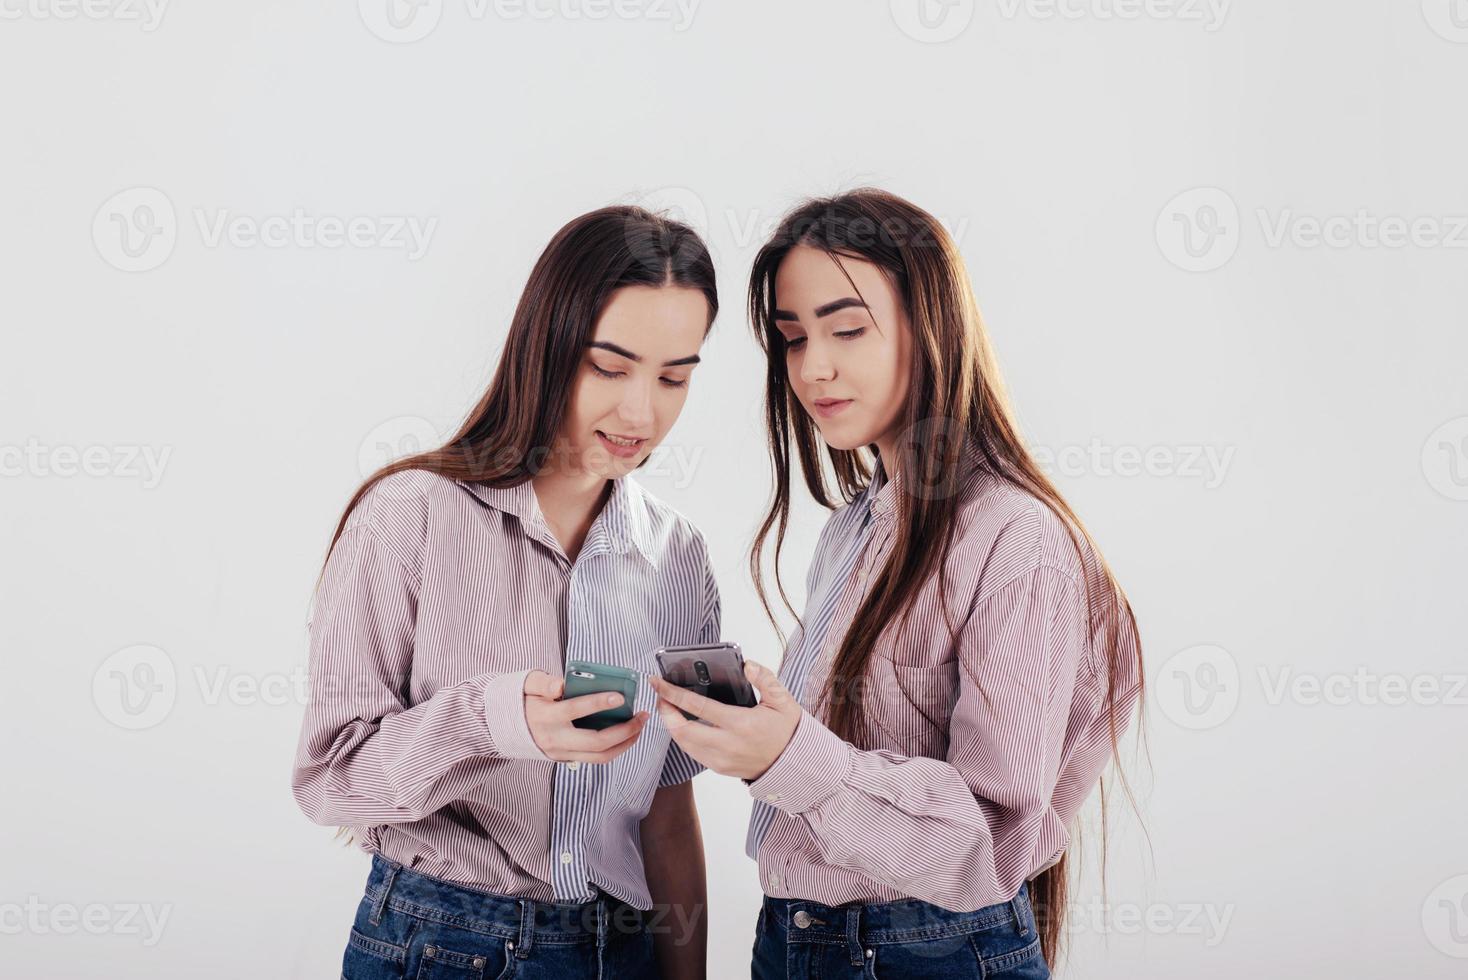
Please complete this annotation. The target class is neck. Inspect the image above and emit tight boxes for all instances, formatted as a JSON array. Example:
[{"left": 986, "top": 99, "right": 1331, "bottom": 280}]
[
  {"left": 531, "top": 465, "right": 608, "bottom": 523},
  {"left": 872, "top": 438, "right": 895, "bottom": 479},
  {"left": 530, "top": 456, "right": 611, "bottom": 561}
]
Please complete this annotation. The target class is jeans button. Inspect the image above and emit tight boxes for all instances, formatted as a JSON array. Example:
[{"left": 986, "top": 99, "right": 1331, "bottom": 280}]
[{"left": 793, "top": 910, "right": 812, "bottom": 929}]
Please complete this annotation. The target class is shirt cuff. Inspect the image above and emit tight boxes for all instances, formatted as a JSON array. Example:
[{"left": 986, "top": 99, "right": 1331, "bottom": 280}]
[
  {"left": 480, "top": 669, "right": 550, "bottom": 762},
  {"left": 746, "top": 708, "right": 850, "bottom": 814}
]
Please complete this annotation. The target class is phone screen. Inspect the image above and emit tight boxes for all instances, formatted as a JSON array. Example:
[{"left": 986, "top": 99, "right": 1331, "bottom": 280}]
[{"left": 655, "top": 643, "right": 757, "bottom": 720}]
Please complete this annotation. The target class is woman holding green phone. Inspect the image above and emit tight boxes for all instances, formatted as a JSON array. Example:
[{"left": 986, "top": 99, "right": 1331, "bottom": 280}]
[
  {"left": 651, "top": 189, "right": 1144, "bottom": 979},
  {"left": 292, "top": 205, "right": 721, "bottom": 980}
]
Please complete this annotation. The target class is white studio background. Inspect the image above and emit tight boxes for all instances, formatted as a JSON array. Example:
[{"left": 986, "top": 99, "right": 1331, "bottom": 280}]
[{"left": 2, "top": 2, "right": 1465, "bottom": 977}]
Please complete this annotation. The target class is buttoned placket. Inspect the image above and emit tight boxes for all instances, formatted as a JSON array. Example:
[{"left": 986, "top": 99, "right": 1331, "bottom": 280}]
[
  {"left": 814, "top": 508, "right": 893, "bottom": 680},
  {"left": 761, "top": 496, "right": 892, "bottom": 899},
  {"left": 537, "top": 503, "right": 624, "bottom": 904}
]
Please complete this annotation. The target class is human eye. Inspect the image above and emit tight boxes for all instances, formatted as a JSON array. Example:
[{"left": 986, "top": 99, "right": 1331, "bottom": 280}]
[
  {"left": 589, "top": 362, "right": 626, "bottom": 380},
  {"left": 658, "top": 376, "right": 689, "bottom": 389}
]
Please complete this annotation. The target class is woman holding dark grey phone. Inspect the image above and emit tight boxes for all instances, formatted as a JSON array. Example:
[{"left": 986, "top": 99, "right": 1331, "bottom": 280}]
[
  {"left": 648, "top": 190, "right": 1145, "bottom": 979},
  {"left": 291, "top": 206, "right": 721, "bottom": 980}
]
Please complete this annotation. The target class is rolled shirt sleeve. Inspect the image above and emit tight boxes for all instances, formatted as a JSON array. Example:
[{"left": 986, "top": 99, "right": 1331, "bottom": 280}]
[
  {"left": 291, "top": 519, "right": 545, "bottom": 830},
  {"left": 747, "top": 563, "right": 1093, "bottom": 912}
]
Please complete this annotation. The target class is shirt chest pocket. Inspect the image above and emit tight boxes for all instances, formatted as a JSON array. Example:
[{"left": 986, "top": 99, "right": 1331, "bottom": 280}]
[{"left": 859, "top": 654, "right": 958, "bottom": 758}]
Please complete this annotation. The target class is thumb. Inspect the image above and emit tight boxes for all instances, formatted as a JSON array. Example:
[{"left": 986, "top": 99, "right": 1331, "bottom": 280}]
[
  {"left": 746, "top": 661, "right": 794, "bottom": 709},
  {"left": 523, "top": 669, "right": 562, "bottom": 700}
]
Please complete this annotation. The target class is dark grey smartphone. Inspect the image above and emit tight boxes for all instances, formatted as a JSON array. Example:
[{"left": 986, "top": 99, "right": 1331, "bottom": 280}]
[{"left": 654, "top": 642, "right": 758, "bottom": 721}]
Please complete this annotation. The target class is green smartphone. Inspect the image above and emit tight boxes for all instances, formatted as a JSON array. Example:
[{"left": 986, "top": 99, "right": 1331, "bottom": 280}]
[{"left": 563, "top": 660, "right": 639, "bottom": 730}]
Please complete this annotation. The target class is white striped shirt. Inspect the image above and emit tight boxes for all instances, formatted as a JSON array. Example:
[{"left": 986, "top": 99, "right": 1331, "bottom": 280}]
[
  {"left": 746, "top": 459, "right": 1142, "bottom": 912},
  {"left": 290, "top": 468, "right": 718, "bottom": 909}
]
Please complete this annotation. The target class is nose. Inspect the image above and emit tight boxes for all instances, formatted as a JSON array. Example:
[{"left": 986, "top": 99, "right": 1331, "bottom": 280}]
[
  {"left": 798, "top": 341, "right": 835, "bottom": 386},
  {"left": 617, "top": 379, "right": 655, "bottom": 431}
]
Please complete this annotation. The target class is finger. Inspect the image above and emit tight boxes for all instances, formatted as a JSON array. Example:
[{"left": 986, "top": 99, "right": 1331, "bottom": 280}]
[
  {"left": 746, "top": 661, "right": 794, "bottom": 709},
  {"left": 562, "top": 733, "right": 642, "bottom": 765},
  {"left": 558, "top": 690, "right": 627, "bottom": 722},
  {"left": 583, "top": 711, "right": 650, "bottom": 751},
  {"left": 654, "top": 695, "right": 695, "bottom": 734},
  {"left": 647, "top": 676, "right": 743, "bottom": 729},
  {"left": 653, "top": 697, "right": 718, "bottom": 753},
  {"left": 554, "top": 711, "right": 648, "bottom": 753},
  {"left": 523, "top": 669, "right": 558, "bottom": 700},
  {"left": 582, "top": 724, "right": 649, "bottom": 762}
]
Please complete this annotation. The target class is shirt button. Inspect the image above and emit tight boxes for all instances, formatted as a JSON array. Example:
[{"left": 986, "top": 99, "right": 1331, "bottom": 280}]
[
  {"left": 793, "top": 910, "right": 812, "bottom": 928},
  {"left": 560, "top": 852, "right": 573, "bottom": 864},
  {"left": 768, "top": 873, "right": 780, "bottom": 889},
  {"left": 765, "top": 793, "right": 781, "bottom": 803},
  {"left": 567, "top": 761, "right": 580, "bottom": 770}
]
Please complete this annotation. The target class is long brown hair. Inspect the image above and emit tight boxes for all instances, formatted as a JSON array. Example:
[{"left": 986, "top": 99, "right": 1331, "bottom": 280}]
[
  {"left": 747, "top": 189, "right": 1144, "bottom": 969},
  {"left": 319, "top": 204, "right": 717, "bottom": 572},
  {"left": 312, "top": 204, "right": 717, "bottom": 844}
]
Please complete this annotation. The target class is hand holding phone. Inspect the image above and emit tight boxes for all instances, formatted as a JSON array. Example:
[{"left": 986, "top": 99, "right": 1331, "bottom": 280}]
[
  {"left": 648, "top": 657, "right": 802, "bottom": 782},
  {"left": 521, "top": 667, "right": 647, "bottom": 764},
  {"left": 563, "top": 661, "right": 639, "bottom": 730},
  {"left": 654, "top": 643, "right": 758, "bottom": 721}
]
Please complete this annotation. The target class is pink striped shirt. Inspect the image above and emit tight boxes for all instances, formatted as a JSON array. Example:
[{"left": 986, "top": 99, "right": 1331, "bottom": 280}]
[
  {"left": 746, "top": 459, "right": 1142, "bottom": 912},
  {"left": 290, "top": 468, "right": 718, "bottom": 909}
]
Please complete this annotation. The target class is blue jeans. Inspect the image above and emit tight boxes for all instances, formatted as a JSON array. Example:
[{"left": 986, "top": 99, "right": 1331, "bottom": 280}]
[
  {"left": 751, "top": 882, "right": 1049, "bottom": 979},
  {"left": 340, "top": 854, "right": 656, "bottom": 979}
]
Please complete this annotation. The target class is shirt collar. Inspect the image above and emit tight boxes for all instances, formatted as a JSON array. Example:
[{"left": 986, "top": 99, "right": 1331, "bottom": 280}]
[
  {"left": 456, "top": 475, "right": 657, "bottom": 567},
  {"left": 859, "top": 457, "right": 901, "bottom": 524},
  {"left": 599, "top": 475, "right": 657, "bottom": 566},
  {"left": 860, "top": 444, "right": 989, "bottom": 524}
]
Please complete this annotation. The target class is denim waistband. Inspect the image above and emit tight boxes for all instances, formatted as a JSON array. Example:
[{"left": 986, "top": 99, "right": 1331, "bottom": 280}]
[
  {"left": 364, "top": 853, "right": 647, "bottom": 954},
  {"left": 761, "top": 881, "right": 1036, "bottom": 948}
]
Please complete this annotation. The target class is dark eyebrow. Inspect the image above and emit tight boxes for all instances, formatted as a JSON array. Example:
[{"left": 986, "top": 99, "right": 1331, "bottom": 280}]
[
  {"left": 814, "top": 297, "right": 868, "bottom": 318},
  {"left": 588, "top": 340, "right": 701, "bottom": 368},
  {"left": 772, "top": 297, "right": 868, "bottom": 322}
]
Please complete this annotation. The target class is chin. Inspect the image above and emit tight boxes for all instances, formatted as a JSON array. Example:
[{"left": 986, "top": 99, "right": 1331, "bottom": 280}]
[{"left": 813, "top": 421, "right": 876, "bottom": 453}]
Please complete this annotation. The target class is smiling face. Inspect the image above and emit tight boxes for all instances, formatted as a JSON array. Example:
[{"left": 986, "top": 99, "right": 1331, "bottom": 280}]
[
  {"left": 558, "top": 284, "right": 710, "bottom": 479},
  {"left": 772, "top": 245, "right": 912, "bottom": 457}
]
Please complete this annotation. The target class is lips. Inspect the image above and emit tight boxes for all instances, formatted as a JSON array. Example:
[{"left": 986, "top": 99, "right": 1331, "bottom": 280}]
[
  {"left": 596, "top": 430, "right": 647, "bottom": 459},
  {"left": 811, "top": 398, "right": 854, "bottom": 419}
]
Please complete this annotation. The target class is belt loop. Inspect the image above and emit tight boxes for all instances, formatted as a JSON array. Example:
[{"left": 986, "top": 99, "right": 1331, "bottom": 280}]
[
  {"left": 595, "top": 896, "right": 610, "bottom": 950},
  {"left": 514, "top": 899, "right": 535, "bottom": 959},
  {"left": 844, "top": 905, "right": 863, "bottom": 967},
  {"left": 1010, "top": 884, "right": 1031, "bottom": 940},
  {"left": 368, "top": 861, "right": 400, "bottom": 928}
]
